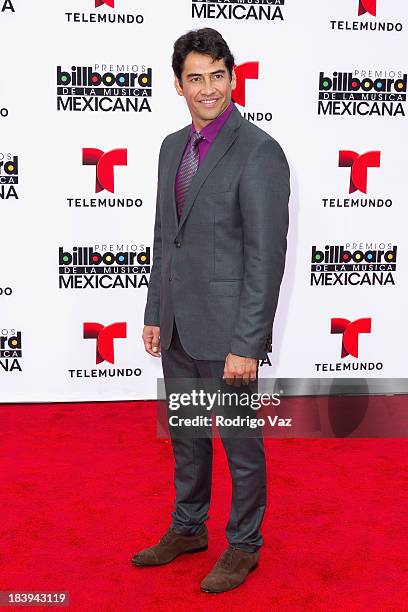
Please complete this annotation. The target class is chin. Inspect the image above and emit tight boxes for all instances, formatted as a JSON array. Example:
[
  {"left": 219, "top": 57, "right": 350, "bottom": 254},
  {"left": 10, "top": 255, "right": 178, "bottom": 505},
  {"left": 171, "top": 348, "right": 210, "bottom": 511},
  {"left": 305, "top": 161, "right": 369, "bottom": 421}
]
[
  {"left": 205, "top": 109, "right": 220, "bottom": 117},
  {"left": 199, "top": 105, "right": 223, "bottom": 118}
]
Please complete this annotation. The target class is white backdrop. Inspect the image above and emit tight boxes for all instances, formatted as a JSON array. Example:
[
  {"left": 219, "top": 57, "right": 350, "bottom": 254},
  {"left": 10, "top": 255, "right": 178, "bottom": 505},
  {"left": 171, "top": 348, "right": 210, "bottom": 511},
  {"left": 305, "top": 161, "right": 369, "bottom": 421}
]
[{"left": 0, "top": 0, "right": 407, "bottom": 402}]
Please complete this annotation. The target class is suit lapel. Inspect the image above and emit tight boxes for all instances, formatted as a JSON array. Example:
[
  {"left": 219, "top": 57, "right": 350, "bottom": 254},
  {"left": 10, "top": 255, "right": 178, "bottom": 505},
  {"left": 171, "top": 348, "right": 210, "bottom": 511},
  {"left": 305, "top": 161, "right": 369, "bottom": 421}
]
[
  {"left": 172, "top": 105, "right": 242, "bottom": 236},
  {"left": 167, "top": 125, "right": 191, "bottom": 231}
]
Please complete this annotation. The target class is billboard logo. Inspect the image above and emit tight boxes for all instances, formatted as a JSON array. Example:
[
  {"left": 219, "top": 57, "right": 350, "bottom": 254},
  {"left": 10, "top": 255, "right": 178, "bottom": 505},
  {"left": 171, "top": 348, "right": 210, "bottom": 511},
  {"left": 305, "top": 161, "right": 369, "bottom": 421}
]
[
  {"left": 331, "top": 317, "right": 371, "bottom": 358},
  {"left": 59, "top": 244, "right": 150, "bottom": 289},
  {"left": 82, "top": 148, "right": 127, "bottom": 193},
  {"left": 0, "top": 154, "right": 18, "bottom": 182},
  {"left": 310, "top": 242, "right": 397, "bottom": 286},
  {"left": 0, "top": 153, "right": 19, "bottom": 200},
  {"left": 83, "top": 322, "right": 126, "bottom": 364},
  {"left": 318, "top": 70, "right": 406, "bottom": 117},
  {"left": 57, "top": 65, "right": 152, "bottom": 112},
  {"left": 338, "top": 150, "right": 381, "bottom": 194},
  {"left": 0, "top": 328, "right": 22, "bottom": 372}
]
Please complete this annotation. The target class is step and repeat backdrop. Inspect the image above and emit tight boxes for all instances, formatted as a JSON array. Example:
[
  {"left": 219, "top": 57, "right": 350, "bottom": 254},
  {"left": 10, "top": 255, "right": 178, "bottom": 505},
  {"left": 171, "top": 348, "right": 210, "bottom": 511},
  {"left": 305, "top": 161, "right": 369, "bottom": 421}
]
[{"left": 0, "top": 0, "right": 407, "bottom": 401}]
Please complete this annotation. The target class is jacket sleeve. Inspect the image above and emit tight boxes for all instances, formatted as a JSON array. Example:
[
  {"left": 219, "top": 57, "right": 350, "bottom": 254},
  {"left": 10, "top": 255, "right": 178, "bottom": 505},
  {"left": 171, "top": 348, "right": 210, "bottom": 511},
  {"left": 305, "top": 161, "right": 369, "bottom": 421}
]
[
  {"left": 230, "top": 137, "right": 290, "bottom": 359},
  {"left": 143, "top": 140, "right": 166, "bottom": 326}
]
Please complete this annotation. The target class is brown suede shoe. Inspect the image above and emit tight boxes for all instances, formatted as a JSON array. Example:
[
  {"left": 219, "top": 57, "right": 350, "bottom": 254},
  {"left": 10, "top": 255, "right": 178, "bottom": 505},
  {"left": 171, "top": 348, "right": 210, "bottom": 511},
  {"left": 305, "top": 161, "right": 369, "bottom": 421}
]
[
  {"left": 131, "top": 526, "right": 208, "bottom": 566},
  {"left": 200, "top": 545, "right": 259, "bottom": 593}
]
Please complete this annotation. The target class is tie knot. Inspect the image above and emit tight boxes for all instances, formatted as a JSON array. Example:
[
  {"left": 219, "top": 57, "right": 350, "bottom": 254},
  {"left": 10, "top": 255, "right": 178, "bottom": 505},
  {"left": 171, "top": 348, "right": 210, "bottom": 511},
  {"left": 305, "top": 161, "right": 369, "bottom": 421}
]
[{"left": 191, "top": 132, "right": 204, "bottom": 147}]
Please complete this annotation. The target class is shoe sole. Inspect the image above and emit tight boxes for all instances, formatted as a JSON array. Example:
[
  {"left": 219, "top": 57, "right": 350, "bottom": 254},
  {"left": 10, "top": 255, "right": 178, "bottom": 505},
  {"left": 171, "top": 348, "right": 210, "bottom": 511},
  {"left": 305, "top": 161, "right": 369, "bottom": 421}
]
[
  {"left": 131, "top": 544, "right": 208, "bottom": 567},
  {"left": 200, "top": 562, "right": 259, "bottom": 593}
]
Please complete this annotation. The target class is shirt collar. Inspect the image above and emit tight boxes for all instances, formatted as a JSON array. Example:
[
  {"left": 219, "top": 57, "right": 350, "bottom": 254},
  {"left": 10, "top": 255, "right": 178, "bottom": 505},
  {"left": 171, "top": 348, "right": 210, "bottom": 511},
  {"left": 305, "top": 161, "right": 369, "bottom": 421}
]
[{"left": 190, "top": 101, "right": 235, "bottom": 143}]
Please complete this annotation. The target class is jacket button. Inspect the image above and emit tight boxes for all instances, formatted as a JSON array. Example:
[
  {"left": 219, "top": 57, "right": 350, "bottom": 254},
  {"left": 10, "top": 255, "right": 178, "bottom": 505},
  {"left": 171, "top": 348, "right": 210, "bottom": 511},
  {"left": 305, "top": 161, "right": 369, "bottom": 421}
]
[
  {"left": 169, "top": 276, "right": 172, "bottom": 282},
  {"left": 174, "top": 240, "right": 181, "bottom": 247}
]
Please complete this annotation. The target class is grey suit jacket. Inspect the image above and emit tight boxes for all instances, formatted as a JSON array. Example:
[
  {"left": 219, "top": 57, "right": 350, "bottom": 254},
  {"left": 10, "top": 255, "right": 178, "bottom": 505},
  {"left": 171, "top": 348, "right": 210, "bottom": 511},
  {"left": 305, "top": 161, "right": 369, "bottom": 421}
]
[{"left": 144, "top": 103, "right": 290, "bottom": 360}]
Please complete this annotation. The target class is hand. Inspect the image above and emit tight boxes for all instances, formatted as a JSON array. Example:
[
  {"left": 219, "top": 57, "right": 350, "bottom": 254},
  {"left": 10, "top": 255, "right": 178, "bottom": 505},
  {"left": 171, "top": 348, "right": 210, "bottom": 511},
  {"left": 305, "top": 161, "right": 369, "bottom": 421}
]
[
  {"left": 223, "top": 353, "right": 258, "bottom": 387},
  {"left": 142, "top": 325, "right": 161, "bottom": 357}
]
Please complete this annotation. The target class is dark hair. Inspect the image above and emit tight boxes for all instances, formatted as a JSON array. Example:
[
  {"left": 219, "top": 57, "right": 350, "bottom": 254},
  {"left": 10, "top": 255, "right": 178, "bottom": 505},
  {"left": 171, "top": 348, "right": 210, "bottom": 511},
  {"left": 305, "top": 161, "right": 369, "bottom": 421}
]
[{"left": 172, "top": 28, "right": 235, "bottom": 83}]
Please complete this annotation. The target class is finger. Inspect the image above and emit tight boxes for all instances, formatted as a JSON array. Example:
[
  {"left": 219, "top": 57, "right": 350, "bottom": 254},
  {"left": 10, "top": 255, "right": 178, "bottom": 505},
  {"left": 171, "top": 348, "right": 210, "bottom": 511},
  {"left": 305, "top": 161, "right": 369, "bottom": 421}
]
[
  {"left": 150, "top": 329, "right": 160, "bottom": 351},
  {"left": 151, "top": 338, "right": 161, "bottom": 354},
  {"left": 146, "top": 347, "right": 161, "bottom": 357},
  {"left": 143, "top": 337, "right": 161, "bottom": 357},
  {"left": 233, "top": 376, "right": 242, "bottom": 388},
  {"left": 143, "top": 337, "right": 152, "bottom": 351}
]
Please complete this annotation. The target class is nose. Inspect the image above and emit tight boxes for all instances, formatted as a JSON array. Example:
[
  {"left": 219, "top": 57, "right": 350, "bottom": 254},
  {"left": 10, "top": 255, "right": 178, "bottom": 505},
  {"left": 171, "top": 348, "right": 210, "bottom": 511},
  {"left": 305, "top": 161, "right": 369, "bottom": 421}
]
[{"left": 201, "top": 76, "right": 216, "bottom": 96}]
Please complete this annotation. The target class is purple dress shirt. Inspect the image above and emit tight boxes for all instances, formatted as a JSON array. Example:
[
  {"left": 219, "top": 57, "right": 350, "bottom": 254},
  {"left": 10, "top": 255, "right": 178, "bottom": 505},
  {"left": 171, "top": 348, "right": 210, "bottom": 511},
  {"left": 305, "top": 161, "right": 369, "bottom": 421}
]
[{"left": 175, "top": 101, "right": 235, "bottom": 219}]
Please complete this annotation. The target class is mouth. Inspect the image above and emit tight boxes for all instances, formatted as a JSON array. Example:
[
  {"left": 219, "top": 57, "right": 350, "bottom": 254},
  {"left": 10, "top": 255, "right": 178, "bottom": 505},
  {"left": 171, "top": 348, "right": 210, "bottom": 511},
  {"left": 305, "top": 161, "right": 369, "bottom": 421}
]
[{"left": 198, "top": 98, "right": 220, "bottom": 108}]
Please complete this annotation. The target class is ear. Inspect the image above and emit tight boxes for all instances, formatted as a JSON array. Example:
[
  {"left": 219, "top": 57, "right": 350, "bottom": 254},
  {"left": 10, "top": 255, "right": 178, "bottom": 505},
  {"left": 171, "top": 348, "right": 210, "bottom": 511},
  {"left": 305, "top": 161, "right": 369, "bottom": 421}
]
[
  {"left": 231, "top": 67, "right": 237, "bottom": 91},
  {"left": 174, "top": 75, "right": 184, "bottom": 97}
]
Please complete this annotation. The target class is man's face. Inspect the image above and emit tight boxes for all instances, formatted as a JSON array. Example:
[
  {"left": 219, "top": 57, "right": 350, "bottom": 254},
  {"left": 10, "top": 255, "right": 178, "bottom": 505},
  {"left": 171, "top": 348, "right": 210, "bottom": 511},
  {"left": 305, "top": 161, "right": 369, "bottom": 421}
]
[{"left": 174, "top": 51, "right": 236, "bottom": 129}]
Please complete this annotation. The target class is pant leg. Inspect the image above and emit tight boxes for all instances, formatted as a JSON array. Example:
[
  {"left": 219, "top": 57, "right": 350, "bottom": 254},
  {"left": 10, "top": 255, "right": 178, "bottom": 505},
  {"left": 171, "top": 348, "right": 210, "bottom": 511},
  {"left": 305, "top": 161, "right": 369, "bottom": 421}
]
[
  {"left": 220, "top": 435, "right": 266, "bottom": 552},
  {"left": 195, "top": 358, "right": 267, "bottom": 552},
  {"left": 161, "top": 320, "right": 213, "bottom": 535}
]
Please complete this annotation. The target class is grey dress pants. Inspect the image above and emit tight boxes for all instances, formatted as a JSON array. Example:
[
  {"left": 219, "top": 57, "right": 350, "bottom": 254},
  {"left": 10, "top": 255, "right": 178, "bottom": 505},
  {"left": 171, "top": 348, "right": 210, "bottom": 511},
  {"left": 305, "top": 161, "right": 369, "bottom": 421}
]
[{"left": 160, "top": 319, "right": 267, "bottom": 552}]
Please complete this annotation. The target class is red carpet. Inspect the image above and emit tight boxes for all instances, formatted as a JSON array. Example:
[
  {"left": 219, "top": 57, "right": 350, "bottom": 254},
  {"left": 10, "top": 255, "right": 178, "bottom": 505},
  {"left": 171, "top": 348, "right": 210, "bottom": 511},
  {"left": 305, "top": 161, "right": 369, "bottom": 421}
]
[{"left": 1, "top": 400, "right": 408, "bottom": 611}]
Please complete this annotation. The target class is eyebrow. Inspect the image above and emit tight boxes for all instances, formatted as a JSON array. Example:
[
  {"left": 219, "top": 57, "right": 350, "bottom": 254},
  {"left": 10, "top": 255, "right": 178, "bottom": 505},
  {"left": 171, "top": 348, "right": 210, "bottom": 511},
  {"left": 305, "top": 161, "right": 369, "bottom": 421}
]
[{"left": 185, "top": 69, "right": 226, "bottom": 78}]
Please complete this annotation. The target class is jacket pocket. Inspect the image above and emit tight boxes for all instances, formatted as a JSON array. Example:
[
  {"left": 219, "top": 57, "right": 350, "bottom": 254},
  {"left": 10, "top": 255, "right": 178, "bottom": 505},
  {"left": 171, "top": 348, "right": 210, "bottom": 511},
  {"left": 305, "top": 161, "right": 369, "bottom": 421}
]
[
  {"left": 208, "top": 279, "right": 243, "bottom": 296},
  {"left": 202, "top": 188, "right": 232, "bottom": 196}
]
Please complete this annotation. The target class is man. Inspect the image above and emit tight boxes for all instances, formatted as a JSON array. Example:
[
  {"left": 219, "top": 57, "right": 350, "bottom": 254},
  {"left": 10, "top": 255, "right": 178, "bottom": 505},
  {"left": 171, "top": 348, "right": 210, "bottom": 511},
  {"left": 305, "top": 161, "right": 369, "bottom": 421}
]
[{"left": 132, "top": 28, "right": 290, "bottom": 593}]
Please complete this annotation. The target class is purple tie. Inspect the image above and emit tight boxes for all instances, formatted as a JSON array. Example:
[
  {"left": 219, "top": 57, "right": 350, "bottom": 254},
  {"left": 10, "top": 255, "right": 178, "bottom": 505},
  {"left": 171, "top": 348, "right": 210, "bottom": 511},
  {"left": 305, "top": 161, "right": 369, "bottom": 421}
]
[{"left": 176, "top": 131, "right": 204, "bottom": 222}]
